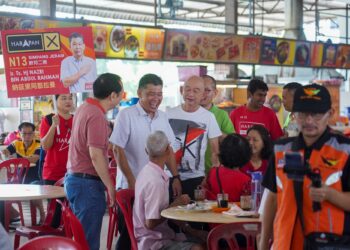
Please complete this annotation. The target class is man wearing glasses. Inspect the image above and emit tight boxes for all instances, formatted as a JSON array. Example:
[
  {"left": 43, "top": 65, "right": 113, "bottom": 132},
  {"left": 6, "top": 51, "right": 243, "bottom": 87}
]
[
  {"left": 260, "top": 84, "right": 350, "bottom": 250},
  {"left": 1, "top": 122, "right": 40, "bottom": 184}
]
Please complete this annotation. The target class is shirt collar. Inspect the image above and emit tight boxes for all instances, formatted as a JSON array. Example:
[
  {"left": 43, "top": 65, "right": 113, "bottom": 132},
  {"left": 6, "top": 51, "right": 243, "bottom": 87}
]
[
  {"left": 147, "top": 161, "right": 169, "bottom": 181},
  {"left": 136, "top": 102, "right": 159, "bottom": 119},
  {"left": 86, "top": 98, "right": 106, "bottom": 114},
  {"left": 291, "top": 127, "right": 331, "bottom": 151}
]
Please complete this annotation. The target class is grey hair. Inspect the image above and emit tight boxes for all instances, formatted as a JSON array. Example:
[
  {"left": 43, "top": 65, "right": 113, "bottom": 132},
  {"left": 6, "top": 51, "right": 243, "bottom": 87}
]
[{"left": 146, "top": 131, "right": 169, "bottom": 157}]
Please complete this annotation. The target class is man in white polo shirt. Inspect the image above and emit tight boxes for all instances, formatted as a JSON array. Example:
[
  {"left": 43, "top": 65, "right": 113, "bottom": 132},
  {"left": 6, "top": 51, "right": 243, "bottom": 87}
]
[
  {"left": 133, "top": 131, "right": 205, "bottom": 250},
  {"left": 110, "top": 73, "right": 181, "bottom": 249}
]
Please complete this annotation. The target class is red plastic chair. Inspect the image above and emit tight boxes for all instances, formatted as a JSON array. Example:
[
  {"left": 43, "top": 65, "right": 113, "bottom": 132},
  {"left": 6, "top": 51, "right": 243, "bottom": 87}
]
[
  {"left": 56, "top": 200, "right": 89, "bottom": 249},
  {"left": 0, "top": 158, "right": 30, "bottom": 231},
  {"left": 18, "top": 235, "right": 83, "bottom": 250},
  {"left": 107, "top": 160, "right": 118, "bottom": 250},
  {"left": 115, "top": 189, "right": 137, "bottom": 250},
  {"left": 29, "top": 177, "right": 65, "bottom": 226},
  {"left": 14, "top": 177, "right": 66, "bottom": 249},
  {"left": 207, "top": 222, "right": 261, "bottom": 250}
]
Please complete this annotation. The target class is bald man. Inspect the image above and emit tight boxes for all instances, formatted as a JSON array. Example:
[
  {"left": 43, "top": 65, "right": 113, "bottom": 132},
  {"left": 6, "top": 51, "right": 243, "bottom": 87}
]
[{"left": 167, "top": 76, "right": 221, "bottom": 199}]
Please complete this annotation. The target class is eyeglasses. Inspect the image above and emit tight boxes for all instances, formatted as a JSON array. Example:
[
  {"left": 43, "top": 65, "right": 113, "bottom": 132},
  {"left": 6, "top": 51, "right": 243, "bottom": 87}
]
[
  {"left": 295, "top": 112, "right": 327, "bottom": 121},
  {"left": 20, "top": 132, "right": 34, "bottom": 136}
]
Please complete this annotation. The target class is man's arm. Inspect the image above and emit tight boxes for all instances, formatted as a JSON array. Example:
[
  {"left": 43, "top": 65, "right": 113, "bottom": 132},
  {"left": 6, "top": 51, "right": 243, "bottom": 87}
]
[
  {"left": 310, "top": 185, "right": 350, "bottom": 211},
  {"left": 25, "top": 154, "right": 39, "bottom": 164},
  {"left": 89, "top": 146, "right": 115, "bottom": 207},
  {"left": 145, "top": 194, "right": 190, "bottom": 229},
  {"left": 259, "top": 191, "right": 276, "bottom": 250},
  {"left": 165, "top": 146, "right": 182, "bottom": 196},
  {"left": 114, "top": 145, "right": 135, "bottom": 189},
  {"left": 209, "top": 137, "right": 219, "bottom": 167},
  {"left": 62, "top": 63, "right": 91, "bottom": 87}
]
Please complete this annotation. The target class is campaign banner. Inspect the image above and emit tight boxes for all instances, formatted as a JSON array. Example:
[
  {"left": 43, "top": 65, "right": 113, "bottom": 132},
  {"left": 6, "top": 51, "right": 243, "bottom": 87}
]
[
  {"left": 91, "top": 24, "right": 165, "bottom": 59},
  {"left": 1, "top": 26, "right": 96, "bottom": 97}
]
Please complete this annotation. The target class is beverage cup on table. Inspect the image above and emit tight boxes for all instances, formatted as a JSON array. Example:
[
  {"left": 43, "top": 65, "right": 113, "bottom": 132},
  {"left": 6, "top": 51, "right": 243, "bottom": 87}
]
[
  {"left": 194, "top": 187, "right": 205, "bottom": 202},
  {"left": 240, "top": 195, "right": 252, "bottom": 211},
  {"left": 217, "top": 193, "right": 228, "bottom": 208}
]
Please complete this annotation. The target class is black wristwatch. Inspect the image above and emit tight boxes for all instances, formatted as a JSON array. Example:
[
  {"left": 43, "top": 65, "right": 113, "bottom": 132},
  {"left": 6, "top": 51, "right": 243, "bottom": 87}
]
[{"left": 172, "top": 174, "right": 181, "bottom": 180}]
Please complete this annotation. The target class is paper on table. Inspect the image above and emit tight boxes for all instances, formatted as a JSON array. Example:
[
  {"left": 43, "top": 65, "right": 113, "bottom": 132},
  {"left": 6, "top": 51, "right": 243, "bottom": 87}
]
[{"left": 222, "top": 204, "right": 257, "bottom": 217}]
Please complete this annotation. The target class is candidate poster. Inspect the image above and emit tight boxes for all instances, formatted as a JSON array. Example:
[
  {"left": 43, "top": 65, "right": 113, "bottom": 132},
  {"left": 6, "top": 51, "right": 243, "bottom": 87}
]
[{"left": 1, "top": 26, "right": 96, "bottom": 97}]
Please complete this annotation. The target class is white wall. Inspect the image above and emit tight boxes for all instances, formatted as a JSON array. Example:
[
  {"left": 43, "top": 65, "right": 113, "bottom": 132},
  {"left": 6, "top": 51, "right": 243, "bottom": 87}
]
[{"left": 0, "top": 108, "right": 20, "bottom": 133}]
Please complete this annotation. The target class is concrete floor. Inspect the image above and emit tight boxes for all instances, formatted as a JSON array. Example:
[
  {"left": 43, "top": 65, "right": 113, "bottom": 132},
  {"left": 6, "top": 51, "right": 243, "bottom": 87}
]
[{"left": 7, "top": 201, "right": 117, "bottom": 249}]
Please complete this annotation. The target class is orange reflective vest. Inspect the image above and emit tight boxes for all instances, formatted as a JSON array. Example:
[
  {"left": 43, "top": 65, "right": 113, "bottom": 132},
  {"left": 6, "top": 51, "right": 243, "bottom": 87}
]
[{"left": 272, "top": 131, "right": 350, "bottom": 250}]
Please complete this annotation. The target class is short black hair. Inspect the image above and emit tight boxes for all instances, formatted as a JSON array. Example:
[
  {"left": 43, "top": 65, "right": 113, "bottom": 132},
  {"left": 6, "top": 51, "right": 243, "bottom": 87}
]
[
  {"left": 93, "top": 73, "right": 123, "bottom": 99},
  {"left": 283, "top": 82, "right": 302, "bottom": 91},
  {"left": 69, "top": 32, "right": 84, "bottom": 43},
  {"left": 247, "top": 125, "right": 273, "bottom": 160},
  {"left": 202, "top": 75, "right": 217, "bottom": 89},
  {"left": 248, "top": 79, "right": 268, "bottom": 94},
  {"left": 218, "top": 134, "right": 252, "bottom": 169},
  {"left": 18, "top": 122, "right": 35, "bottom": 132},
  {"left": 138, "top": 74, "right": 163, "bottom": 90}
]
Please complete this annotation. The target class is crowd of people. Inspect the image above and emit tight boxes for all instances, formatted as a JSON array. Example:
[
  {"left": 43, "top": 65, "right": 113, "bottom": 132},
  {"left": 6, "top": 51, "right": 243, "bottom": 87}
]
[{"left": 1, "top": 73, "right": 350, "bottom": 250}]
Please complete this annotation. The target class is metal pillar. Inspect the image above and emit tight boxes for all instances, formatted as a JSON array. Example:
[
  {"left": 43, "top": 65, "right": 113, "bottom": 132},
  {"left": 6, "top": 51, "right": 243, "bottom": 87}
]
[
  {"left": 225, "top": 0, "right": 238, "bottom": 79},
  {"left": 283, "top": 0, "right": 305, "bottom": 40},
  {"left": 39, "top": 0, "right": 56, "bottom": 18}
]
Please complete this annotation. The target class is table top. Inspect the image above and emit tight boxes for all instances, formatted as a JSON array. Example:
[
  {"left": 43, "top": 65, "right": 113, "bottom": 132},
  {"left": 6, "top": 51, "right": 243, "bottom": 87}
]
[
  {"left": 0, "top": 184, "right": 65, "bottom": 201},
  {"left": 161, "top": 205, "right": 260, "bottom": 224}
]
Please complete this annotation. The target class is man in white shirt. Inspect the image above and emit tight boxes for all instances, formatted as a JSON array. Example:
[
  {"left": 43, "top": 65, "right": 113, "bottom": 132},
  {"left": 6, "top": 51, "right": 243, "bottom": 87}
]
[
  {"left": 110, "top": 73, "right": 181, "bottom": 249},
  {"left": 60, "top": 32, "right": 97, "bottom": 93},
  {"left": 167, "top": 75, "right": 221, "bottom": 199}
]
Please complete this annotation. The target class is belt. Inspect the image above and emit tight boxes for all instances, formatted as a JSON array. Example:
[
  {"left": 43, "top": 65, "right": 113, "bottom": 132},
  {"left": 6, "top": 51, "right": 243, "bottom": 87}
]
[{"left": 68, "top": 172, "right": 101, "bottom": 181}]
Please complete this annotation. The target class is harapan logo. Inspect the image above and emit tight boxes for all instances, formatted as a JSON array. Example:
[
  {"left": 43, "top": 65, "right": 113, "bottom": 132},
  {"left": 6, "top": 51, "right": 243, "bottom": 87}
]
[
  {"left": 6, "top": 32, "right": 61, "bottom": 53},
  {"left": 301, "top": 88, "right": 321, "bottom": 100},
  {"left": 321, "top": 156, "right": 338, "bottom": 167}
]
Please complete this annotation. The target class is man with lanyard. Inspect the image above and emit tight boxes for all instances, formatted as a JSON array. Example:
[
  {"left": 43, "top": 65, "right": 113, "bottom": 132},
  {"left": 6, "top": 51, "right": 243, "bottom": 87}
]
[
  {"left": 260, "top": 84, "right": 350, "bottom": 250},
  {"left": 200, "top": 75, "right": 234, "bottom": 174},
  {"left": 110, "top": 73, "right": 181, "bottom": 249},
  {"left": 65, "top": 73, "right": 123, "bottom": 250}
]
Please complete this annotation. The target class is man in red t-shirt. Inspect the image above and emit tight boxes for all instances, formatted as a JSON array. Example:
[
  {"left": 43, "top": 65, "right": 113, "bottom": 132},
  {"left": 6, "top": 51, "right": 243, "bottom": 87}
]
[{"left": 230, "top": 79, "right": 283, "bottom": 141}]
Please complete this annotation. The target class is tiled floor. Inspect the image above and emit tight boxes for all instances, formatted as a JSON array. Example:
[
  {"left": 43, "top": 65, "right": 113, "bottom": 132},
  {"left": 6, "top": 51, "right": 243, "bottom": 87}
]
[{"left": 7, "top": 201, "right": 117, "bottom": 249}]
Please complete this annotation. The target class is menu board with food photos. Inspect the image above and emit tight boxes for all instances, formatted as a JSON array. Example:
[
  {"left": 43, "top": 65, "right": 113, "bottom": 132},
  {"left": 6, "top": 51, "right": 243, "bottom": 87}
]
[
  {"left": 89, "top": 24, "right": 165, "bottom": 60},
  {"left": 322, "top": 43, "right": 338, "bottom": 67},
  {"left": 164, "top": 30, "right": 261, "bottom": 64},
  {"left": 260, "top": 38, "right": 276, "bottom": 65},
  {"left": 294, "top": 41, "right": 311, "bottom": 67},
  {"left": 336, "top": 45, "right": 350, "bottom": 68},
  {"left": 310, "top": 43, "right": 324, "bottom": 67},
  {"left": 274, "top": 39, "right": 295, "bottom": 66}
]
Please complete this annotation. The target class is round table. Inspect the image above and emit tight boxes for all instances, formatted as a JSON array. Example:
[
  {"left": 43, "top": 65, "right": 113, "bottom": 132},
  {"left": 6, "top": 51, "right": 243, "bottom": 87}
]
[
  {"left": 0, "top": 184, "right": 66, "bottom": 227},
  {"left": 161, "top": 206, "right": 260, "bottom": 224}
]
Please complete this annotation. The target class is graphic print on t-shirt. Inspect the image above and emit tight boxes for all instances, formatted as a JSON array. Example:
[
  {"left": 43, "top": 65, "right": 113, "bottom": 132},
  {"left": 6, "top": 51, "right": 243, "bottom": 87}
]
[
  {"left": 57, "top": 128, "right": 71, "bottom": 151},
  {"left": 169, "top": 119, "right": 206, "bottom": 173},
  {"left": 238, "top": 121, "right": 264, "bottom": 135}
]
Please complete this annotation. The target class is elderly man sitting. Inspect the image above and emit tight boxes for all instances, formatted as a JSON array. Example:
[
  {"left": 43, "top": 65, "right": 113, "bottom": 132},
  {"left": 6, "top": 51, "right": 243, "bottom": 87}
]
[{"left": 133, "top": 131, "right": 206, "bottom": 250}]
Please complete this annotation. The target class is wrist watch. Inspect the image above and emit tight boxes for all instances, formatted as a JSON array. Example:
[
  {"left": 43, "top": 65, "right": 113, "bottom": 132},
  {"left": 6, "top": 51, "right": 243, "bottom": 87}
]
[{"left": 172, "top": 174, "right": 180, "bottom": 180}]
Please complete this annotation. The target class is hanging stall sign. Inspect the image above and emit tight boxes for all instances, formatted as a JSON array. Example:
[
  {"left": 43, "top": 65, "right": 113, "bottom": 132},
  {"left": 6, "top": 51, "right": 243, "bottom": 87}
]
[
  {"left": 260, "top": 38, "right": 276, "bottom": 65},
  {"left": 241, "top": 36, "right": 261, "bottom": 64},
  {"left": 164, "top": 30, "right": 190, "bottom": 60},
  {"left": 310, "top": 43, "right": 323, "bottom": 67},
  {"left": 336, "top": 44, "right": 350, "bottom": 69},
  {"left": 1, "top": 26, "right": 96, "bottom": 97},
  {"left": 274, "top": 39, "right": 295, "bottom": 66},
  {"left": 322, "top": 43, "right": 338, "bottom": 67},
  {"left": 91, "top": 24, "right": 165, "bottom": 59},
  {"left": 294, "top": 41, "right": 311, "bottom": 67}
]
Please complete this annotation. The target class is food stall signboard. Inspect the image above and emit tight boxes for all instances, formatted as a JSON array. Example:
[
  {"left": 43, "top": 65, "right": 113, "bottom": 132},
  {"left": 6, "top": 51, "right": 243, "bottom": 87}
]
[
  {"left": 274, "top": 39, "right": 296, "bottom": 66},
  {"left": 1, "top": 26, "right": 96, "bottom": 97},
  {"left": 90, "top": 24, "right": 165, "bottom": 59}
]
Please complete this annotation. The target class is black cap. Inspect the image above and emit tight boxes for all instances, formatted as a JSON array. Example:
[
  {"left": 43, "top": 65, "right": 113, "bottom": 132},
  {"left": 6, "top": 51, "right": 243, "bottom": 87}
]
[{"left": 292, "top": 84, "right": 331, "bottom": 113}]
